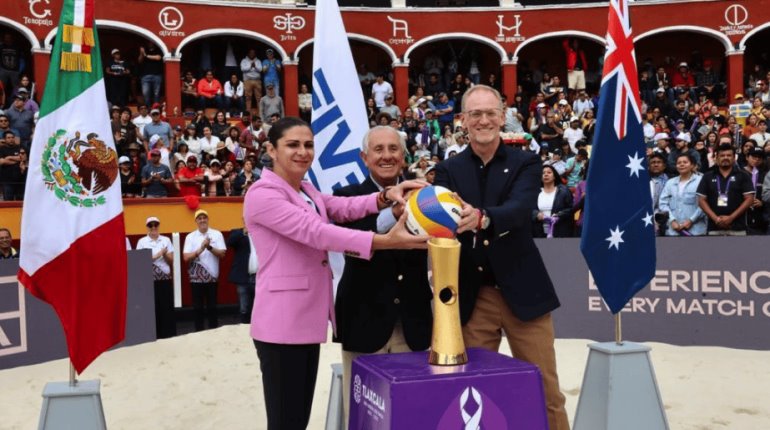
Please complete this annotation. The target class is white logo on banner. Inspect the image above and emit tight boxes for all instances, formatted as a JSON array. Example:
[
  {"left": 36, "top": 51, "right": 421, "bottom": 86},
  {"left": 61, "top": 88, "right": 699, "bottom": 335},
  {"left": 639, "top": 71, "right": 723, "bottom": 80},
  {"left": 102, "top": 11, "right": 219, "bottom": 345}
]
[
  {"left": 387, "top": 16, "right": 413, "bottom": 45},
  {"left": 158, "top": 6, "right": 185, "bottom": 36},
  {"left": 0, "top": 276, "right": 28, "bottom": 357},
  {"left": 495, "top": 14, "right": 525, "bottom": 43},
  {"left": 274, "top": 13, "right": 305, "bottom": 41},
  {"left": 720, "top": 4, "right": 752, "bottom": 35},
  {"left": 353, "top": 374, "right": 362, "bottom": 404},
  {"left": 24, "top": 0, "right": 53, "bottom": 26},
  {"left": 460, "top": 387, "right": 483, "bottom": 430}
]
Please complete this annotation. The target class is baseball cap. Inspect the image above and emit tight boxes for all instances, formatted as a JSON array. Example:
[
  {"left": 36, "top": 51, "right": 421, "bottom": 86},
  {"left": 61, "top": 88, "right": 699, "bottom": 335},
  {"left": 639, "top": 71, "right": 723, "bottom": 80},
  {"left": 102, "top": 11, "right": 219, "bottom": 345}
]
[
  {"left": 187, "top": 154, "right": 198, "bottom": 162},
  {"left": 558, "top": 99, "right": 569, "bottom": 106},
  {"left": 675, "top": 133, "right": 691, "bottom": 143},
  {"left": 679, "top": 62, "right": 688, "bottom": 68},
  {"left": 552, "top": 148, "right": 563, "bottom": 155},
  {"left": 570, "top": 116, "right": 580, "bottom": 123},
  {"left": 417, "top": 97, "right": 426, "bottom": 105},
  {"left": 757, "top": 80, "right": 765, "bottom": 87},
  {"left": 186, "top": 123, "right": 196, "bottom": 129},
  {"left": 118, "top": 156, "right": 130, "bottom": 164},
  {"left": 194, "top": 209, "right": 208, "bottom": 219},
  {"left": 734, "top": 93, "right": 745, "bottom": 99},
  {"left": 149, "top": 134, "right": 161, "bottom": 145},
  {"left": 656, "top": 87, "right": 665, "bottom": 94},
  {"left": 425, "top": 109, "right": 433, "bottom": 114},
  {"left": 150, "top": 148, "right": 161, "bottom": 156},
  {"left": 654, "top": 132, "right": 670, "bottom": 141},
  {"left": 174, "top": 125, "right": 182, "bottom": 131},
  {"left": 111, "top": 48, "right": 120, "bottom": 55},
  {"left": 145, "top": 216, "right": 160, "bottom": 226},
  {"left": 266, "top": 48, "right": 274, "bottom": 54},
  {"left": 210, "top": 159, "right": 221, "bottom": 166},
  {"left": 266, "top": 83, "right": 274, "bottom": 89},
  {"left": 150, "top": 109, "right": 160, "bottom": 115},
  {"left": 536, "top": 102, "right": 547, "bottom": 109},
  {"left": 748, "top": 147, "right": 764, "bottom": 157}
]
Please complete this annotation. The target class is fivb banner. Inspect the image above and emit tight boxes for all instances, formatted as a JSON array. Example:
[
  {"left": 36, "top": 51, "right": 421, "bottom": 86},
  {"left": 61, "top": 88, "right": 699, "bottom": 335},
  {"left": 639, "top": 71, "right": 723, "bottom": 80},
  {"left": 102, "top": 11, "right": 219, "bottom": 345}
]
[{"left": 308, "top": 0, "right": 369, "bottom": 193}]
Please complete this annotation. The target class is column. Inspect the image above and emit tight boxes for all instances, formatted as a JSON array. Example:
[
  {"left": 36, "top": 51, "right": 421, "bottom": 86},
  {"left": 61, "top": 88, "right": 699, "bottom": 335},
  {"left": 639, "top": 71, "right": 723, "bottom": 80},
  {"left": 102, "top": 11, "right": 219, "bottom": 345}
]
[
  {"left": 32, "top": 49, "right": 51, "bottom": 98},
  {"left": 164, "top": 56, "right": 182, "bottom": 117},
  {"left": 283, "top": 61, "right": 299, "bottom": 117},
  {"left": 502, "top": 60, "right": 517, "bottom": 104},
  {"left": 726, "top": 50, "right": 744, "bottom": 102},
  {"left": 393, "top": 63, "right": 409, "bottom": 111}
]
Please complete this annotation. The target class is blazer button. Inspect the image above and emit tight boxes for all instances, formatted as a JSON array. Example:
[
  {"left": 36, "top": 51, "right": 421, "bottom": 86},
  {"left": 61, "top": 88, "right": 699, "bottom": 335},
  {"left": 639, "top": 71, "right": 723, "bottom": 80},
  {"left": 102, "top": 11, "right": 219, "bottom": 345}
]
[
  {"left": 321, "top": 260, "right": 328, "bottom": 267},
  {"left": 483, "top": 240, "right": 490, "bottom": 246},
  {"left": 394, "top": 298, "right": 401, "bottom": 305},
  {"left": 397, "top": 274, "right": 404, "bottom": 281},
  {"left": 477, "top": 266, "right": 484, "bottom": 272}
]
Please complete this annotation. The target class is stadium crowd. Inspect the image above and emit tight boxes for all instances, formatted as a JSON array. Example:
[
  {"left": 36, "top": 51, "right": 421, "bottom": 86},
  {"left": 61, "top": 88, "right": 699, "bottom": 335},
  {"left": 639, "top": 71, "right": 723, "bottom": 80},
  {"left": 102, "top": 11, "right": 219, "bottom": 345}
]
[{"left": 1, "top": 36, "right": 770, "bottom": 236}]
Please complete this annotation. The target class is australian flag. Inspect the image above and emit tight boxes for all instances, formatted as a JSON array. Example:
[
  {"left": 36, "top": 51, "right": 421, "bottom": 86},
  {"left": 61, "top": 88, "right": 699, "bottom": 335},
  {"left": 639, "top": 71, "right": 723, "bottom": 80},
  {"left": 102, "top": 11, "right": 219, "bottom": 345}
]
[{"left": 580, "top": 0, "right": 656, "bottom": 314}]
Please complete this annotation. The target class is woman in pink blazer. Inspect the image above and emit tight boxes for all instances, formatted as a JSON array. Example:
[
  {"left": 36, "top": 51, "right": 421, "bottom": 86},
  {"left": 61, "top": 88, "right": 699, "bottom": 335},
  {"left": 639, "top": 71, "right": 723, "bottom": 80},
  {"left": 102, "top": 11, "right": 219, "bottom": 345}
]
[{"left": 243, "top": 117, "right": 428, "bottom": 430}]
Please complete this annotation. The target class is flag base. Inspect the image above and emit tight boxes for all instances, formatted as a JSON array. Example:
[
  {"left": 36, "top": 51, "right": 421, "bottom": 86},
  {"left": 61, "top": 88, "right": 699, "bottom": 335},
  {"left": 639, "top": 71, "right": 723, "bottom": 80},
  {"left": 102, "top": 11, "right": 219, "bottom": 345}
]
[
  {"left": 573, "top": 342, "right": 669, "bottom": 430},
  {"left": 38, "top": 379, "right": 107, "bottom": 430}
]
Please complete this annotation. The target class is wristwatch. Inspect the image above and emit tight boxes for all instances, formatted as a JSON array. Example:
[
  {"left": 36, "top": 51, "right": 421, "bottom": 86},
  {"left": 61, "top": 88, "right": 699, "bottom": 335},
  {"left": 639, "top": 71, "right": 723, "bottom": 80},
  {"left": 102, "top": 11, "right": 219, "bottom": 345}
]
[{"left": 480, "top": 209, "right": 491, "bottom": 230}]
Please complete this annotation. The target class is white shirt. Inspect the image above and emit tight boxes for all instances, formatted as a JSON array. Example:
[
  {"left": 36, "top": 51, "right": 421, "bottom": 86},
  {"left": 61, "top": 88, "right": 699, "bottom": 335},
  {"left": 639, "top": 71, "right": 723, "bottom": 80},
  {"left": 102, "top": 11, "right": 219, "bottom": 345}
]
[
  {"left": 183, "top": 228, "right": 226, "bottom": 278},
  {"left": 564, "top": 127, "right": 585, "bottom": 151},
  {"left": 137, "top": 235, "right": 174, "bottom": 275},
  {"left": 225, "top": 81, "right": 244, "bottom": 98},
  {"left": 132, "top": 114, "right": 152, "bottom": 138},
  {"left": 240, "top": 56, "right": 262, "bottom": 81},
  {"left": 372, "top": 81, "right": 394, "bottom": 108},
  {"left": 445, "top": 144, "right": 467, "bottom": 155},
  {"left": 199, "top": 136, "right": 220, "bottom": 156},
  {"left": 749, "top": 132, "right": 770, "bottom": 146},
  {"left": 538, "top": 189, "right": 557, "bottom": 234},
  {"left": 572, "top": 99, "right": 594, "bottom": 117}
]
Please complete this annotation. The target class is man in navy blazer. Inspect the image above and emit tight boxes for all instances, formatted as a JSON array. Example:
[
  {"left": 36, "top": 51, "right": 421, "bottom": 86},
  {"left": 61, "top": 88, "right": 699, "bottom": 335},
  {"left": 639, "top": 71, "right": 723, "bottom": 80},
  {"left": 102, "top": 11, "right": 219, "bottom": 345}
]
[
  {"left": 434, "top": 85, "right": 569, "bottom": 430},
  {"left": 334, "top": 126, "right": 432, "bottom": 425}
]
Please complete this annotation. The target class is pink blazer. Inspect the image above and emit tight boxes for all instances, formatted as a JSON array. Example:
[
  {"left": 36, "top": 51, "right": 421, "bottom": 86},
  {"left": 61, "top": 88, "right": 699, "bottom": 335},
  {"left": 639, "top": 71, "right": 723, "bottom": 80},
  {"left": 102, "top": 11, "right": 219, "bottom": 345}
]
[{"left": 244, "top": 169, "right": 379, "bottom": 344}]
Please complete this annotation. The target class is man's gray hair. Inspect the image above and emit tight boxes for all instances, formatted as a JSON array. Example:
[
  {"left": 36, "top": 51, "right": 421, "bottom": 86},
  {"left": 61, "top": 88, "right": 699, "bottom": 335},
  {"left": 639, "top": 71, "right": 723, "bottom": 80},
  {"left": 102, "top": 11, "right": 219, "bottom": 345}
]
[
  {"left": 461, "top": 85, "right": 505, "bottom": 112},
  {"left": 361, "top": 125, "right": 408, "bottom": 154}
]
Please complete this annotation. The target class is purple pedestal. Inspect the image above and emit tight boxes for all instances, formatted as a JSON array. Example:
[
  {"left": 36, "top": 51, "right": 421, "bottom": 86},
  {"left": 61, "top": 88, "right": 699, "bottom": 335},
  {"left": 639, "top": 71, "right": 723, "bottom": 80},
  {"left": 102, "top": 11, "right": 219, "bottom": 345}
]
[{"left": 349, "top": 348, "right": 548, "bottom": 430}]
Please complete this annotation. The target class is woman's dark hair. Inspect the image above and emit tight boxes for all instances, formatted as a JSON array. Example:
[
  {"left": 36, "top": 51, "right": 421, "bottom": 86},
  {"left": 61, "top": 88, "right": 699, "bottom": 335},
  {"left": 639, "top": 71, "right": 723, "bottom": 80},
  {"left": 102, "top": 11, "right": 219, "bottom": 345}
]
[
  {"left": 542, "top": 164, "right": 562, "bottom": 185},
  {"left": 676, "top": 152, "right": 697, "bottom": 166},
  {"left": 267, "top": 117, "right": 310, "bottom": 147}
]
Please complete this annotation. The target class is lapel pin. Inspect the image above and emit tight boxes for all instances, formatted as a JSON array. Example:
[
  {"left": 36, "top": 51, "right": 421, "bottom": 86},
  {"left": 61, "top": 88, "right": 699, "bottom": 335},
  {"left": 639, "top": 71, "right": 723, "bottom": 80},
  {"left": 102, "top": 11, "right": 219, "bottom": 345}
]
[{"left": 504, "top": 168, "right": 509, "bottom": 173}]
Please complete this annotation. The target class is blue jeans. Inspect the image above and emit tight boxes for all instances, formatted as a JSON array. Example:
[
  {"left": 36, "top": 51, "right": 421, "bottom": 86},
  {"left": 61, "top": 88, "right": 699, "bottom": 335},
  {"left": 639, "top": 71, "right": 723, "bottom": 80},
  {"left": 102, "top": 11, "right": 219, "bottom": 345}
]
[
  {"left": 198, "top": 95, "right": 224, "bottom": 110},
  {"left": 141, "top": 74, "right": 163, "bottom": 105}
]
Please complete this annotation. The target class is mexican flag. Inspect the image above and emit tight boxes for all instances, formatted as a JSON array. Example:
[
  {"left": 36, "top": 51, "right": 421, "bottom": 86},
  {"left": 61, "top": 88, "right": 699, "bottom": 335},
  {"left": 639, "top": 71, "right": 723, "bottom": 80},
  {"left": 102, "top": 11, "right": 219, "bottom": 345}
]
[{"left": 18, "top": 0, "right": 127, "bottom": 374}]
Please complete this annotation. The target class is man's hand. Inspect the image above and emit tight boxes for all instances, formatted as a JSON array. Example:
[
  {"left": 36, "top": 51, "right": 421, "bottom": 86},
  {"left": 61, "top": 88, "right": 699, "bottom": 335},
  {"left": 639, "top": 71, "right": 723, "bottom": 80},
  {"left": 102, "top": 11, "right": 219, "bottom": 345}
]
[{"left": 453, "top": 193, "right": 480, "bottom": 234}]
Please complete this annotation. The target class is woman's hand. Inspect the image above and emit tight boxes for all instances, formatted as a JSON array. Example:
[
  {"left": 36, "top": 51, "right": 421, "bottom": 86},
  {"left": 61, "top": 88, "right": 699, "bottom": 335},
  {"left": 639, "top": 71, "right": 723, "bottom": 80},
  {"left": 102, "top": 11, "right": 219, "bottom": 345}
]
[{"left": 373, "top": 213, "right": 429, "bottom": 250}]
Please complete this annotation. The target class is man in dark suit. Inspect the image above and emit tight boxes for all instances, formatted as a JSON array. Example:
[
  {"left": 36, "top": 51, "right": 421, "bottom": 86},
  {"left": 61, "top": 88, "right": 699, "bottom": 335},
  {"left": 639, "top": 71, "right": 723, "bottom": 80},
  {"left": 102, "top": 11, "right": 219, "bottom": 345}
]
[
  {"left": 334, "top": 126, "right": 432, "bottom": 425},
  {"left": 227, "top": 221, "right": 257, "bottom": 324},
  {"left": 434, "top": 85, "right": 569, "bottom": 430}
]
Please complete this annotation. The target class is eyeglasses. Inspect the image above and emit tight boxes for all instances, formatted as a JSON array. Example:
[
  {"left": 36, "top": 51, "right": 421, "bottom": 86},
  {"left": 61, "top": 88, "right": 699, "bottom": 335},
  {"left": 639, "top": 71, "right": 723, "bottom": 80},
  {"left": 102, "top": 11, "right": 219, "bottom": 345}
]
[
  {"left": 464, "top": 109, "right": 502, "bottom": 120},
  {"left": 147, "top": 222, "right": 159, "bottom": 228}
]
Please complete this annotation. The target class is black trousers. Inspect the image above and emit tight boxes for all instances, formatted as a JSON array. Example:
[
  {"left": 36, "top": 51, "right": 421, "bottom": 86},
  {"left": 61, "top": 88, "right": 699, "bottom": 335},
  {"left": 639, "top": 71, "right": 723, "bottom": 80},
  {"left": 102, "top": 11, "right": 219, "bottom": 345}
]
[
  {"left": 190, "top": 282, "right": 218, "bottom": 331},
  {"left": 254, "top": 340, "right": 320, "bottom": 430},
  {"left": 153, "top": 279, "right": 177, "bottom": 339}
]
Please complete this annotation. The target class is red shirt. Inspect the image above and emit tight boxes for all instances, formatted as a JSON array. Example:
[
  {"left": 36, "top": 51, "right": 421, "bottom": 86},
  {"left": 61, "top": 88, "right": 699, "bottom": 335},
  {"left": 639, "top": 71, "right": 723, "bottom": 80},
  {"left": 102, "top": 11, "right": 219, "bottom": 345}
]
[
  {"left": 177, "top": 167, "right": 204, "bottom": 196},
  {"left": 196, "top": 79, "right": 222, "bottom": 99}
]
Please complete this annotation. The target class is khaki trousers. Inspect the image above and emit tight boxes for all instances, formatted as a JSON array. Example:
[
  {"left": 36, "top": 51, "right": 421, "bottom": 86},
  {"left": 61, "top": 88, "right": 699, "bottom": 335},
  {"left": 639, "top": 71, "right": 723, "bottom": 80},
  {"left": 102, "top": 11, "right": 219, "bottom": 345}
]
[
  {"left": 463, "top": 286, "right": 570, "bottom": 430},
  {"left": 243, "top": 79, "right": 262, "bottom": 112},
  {"left": 342, "top": 323, "right": 411, "bottom": 429}
]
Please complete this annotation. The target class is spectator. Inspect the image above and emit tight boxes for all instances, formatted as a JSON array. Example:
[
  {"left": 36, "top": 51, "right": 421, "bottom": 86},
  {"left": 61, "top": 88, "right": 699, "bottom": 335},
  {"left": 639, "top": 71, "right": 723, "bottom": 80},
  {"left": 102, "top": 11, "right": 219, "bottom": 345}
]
[
  {"left": 182, "top": 210, "right": 226, "bottom": 331},
  {"left": 14, "top": 87, "right": 38, "bottom": 115},
  {"left": 743, "top": 114, "right": 761, "bottom": 138},
  {"left": 755, "top": 81, "right": 770, "bottom": 105},
  {"left": 239, "top": 115, "right": 264, "bottom": 158},
  {"left": 563, "top": 38, "right": 588, "bottom": 95},
  {"left": 564, "top": 117, "right": 584, "bottom": 153},
  {"left": 105, "top": 48, "right": 130, "bottom": 108},
  {"left": 672, "top": 62, "right": 696, "bottom": 100},
  {"left": 224, "top": 74, "right": 244, "bottom": 116},
  {"left": 0, "top": 33, "right": 23, "bottom": 101},
  {"left": 0, "top": 129, "right": 23, "bottom": 200},
  {"left": 298, "top": 83, "right": 312, "bottom": 123},
  {"left": 142, "top": 108, "right": 173, "bottom": 150},
  {"left": 378, "top": 94, "right": 400, "bottom": 120},
  {"left": 118, "top": 155, "right": 141, "bottom": 197},
  {"left": 211, "top": 111, "right": 229, "bottom": 141},
  {"left": 149, "top": 134, "right": 171, "bottom": 169},
  {"left": 696, "top": 60, "right": 722, "bottom": 102},
  {"left": 371, "top": 73, "right": 393, "bottom": 108},
  {"left": 544, "top": 76, "right": 565, "bottom": 105},
  {"left": 176, "top": 154, "right": 204, "bottom": 197},
  {"left": 667, "top": 133, "right": 700, "bottom": 174},
  {"left": 365, "top": 98, "right": 378, "bottom": 124},
  {"left": 670, "top": 99, "right": 694, "bottom": 129},
  {"left": 572, "top": 91, "right": 594, "bottom": 117},
  {"left": 697, "top": 143, "right": 755, "bottom": 236},
  {"left": 424, "top": 73, "right": 444, "bottom": 101},
  {"left": 564, "top": 148, "right": 587, "bottom": 189},
  {"left": 357, "top": 63, "right": 375, "bottom": 99},
  {"left": 639, "top": 69, "right": 657, "bottom": 106},
  {"left": 433, "top": 92, "right": 455, "bottom": 132},
  {"left": 112, "top": 107, "right": 138, "bottom": 156},
  {"left": 232, "top": 158, "right": 259, "bottom": 196},
  {"left": 198, "top": 125, "right": 220, "bottom": 161},
  {"left": 197, "top": 70, "right": 224, "bottom": 110},
  {"left": 141, "top": 148, "right": 173, "bottom": 197},
  {"left": 486, "top": 73, "right": 500, "bottom": 92},
  {"left": 181, "top": 71, "right": 198, "bottom": 110},
  {"left": 408, "top": 157, "right": 432, "bottom": 180},
  {"left": 5, "top": 95, "right": 33, "bottom": 151},
  {"left": 539, "top": 112, "right": 563, "bottom": 149},
  {"left": 137, "top": 43, "right": 163, "bottom": 106},
  {"left": 648, "top": 151, "right": 669, "bottom": 218},
  {"left": 259, "top": 84, "right": 284, "bottom": 120},
  {"left": 744, "top": 147, "right": 767, "bottom": 235},
  {"left": 762, "top": 156, "right": 770, "bottom": 234},
  {"left": 261, "top": 49, "right": 282, "bottom": 95},
  {"left": 533, "top": 165, "right": 574, "bottom": 238},
  {"left": 225, "top": 126, "right": 244, "bottom": 162},
  {"left": 659, "top": 153, "right": 706, "bottom": 236},
  {"left": 750, "top": 119, "right": 770, "bottom": 147},
  {"left": 544, "top": 148, "right": 567, "bottom": 175},
  {"left": 227, "top": 221, "right": 258, "bottom": 324},
  {"left": 136, "top": 216, "right": 176, "bottom": 338},
  {"left": 240, "top": 48, "right": 263, "bottom": 113},
  {"left": 503, "top": 97, "right": 525, "bottom": 133},
  {"left": 0, "top": 227, "right": 18, "bottom": 259},
  {"left": 449, "top": 73, "right": 467, "bottom": 111},
  {"left": 203, "top": 159, "right": 227, "bottom": 196},
  {"left": 132, "top": 105, "right": 152, "bottom": 138},
  {"left": 126, "top": 142, "right": 146, "bottom": 178}
]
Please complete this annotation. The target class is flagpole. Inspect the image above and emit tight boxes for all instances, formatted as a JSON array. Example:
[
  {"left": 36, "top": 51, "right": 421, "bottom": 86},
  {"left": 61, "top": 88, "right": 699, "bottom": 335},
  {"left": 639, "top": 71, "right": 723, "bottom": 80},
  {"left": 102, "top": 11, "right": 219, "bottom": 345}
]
[
  {"left": 69, "top": 361, "right": 78, "bottom": 387},
  {"left": 614, "top": 313, "right": 622, "bottom": 345}
]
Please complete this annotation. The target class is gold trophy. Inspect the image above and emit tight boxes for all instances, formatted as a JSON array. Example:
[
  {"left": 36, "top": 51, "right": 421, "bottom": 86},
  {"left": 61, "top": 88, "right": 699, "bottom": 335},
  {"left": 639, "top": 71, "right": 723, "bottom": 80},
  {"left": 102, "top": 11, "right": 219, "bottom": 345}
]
[{"left": 428, "top": 237, "right": 468, "bottom": 365}]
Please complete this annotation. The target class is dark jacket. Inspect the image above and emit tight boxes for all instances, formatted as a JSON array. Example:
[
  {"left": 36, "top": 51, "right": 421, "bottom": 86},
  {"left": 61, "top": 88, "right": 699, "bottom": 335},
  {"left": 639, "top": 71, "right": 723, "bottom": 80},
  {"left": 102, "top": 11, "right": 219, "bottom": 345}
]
[
  {"left": 434, "top": 143, "right": 561, "bottom": 323},
  {"left": 531, "top": 184, "right": 574, "bottom": 238},
  {"left": 333, "top": 177, "right": 432, "bottom": 353},
  {"left": 227, "top": 228, "right": 253, "bottom": 285}
]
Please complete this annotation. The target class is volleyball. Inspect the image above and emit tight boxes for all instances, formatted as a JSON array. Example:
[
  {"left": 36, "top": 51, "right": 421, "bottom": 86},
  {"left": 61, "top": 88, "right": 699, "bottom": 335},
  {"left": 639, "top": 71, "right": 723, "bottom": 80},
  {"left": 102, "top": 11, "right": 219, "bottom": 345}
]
[{"left": 404, "top": 186, "right": 462, "bottom": 238}]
